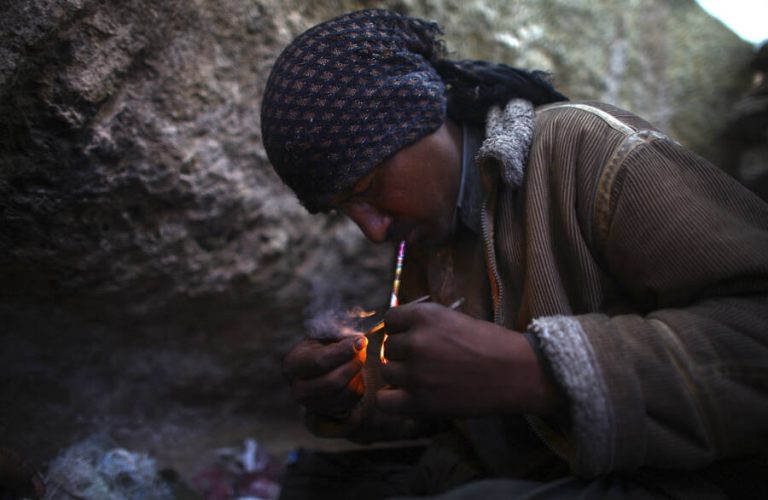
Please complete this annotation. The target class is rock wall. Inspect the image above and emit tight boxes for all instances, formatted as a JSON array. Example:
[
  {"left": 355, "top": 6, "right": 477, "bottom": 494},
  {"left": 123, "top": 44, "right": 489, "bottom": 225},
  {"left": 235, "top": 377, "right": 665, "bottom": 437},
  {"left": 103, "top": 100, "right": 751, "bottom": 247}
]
[
  {"left": 0, "top": 0, "right": 755, "bottom": 478},
  {"left": 720, "top": 43, "right": 768, "bottom": 200}
]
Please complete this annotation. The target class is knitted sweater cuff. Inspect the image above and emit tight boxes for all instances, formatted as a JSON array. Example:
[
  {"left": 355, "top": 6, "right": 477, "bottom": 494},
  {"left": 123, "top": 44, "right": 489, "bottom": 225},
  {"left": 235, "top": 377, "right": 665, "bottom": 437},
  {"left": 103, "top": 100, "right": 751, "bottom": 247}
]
[{"left": 528, "top": 315, "right": 615, "bottom": 477}]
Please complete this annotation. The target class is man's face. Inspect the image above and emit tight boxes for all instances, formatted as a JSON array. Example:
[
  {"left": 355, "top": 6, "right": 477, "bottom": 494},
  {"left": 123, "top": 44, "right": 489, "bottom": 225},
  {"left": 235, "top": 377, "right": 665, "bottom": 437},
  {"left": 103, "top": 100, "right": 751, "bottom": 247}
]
[{"left": 331, "top": 120, "right": 462, "bottom": 247}]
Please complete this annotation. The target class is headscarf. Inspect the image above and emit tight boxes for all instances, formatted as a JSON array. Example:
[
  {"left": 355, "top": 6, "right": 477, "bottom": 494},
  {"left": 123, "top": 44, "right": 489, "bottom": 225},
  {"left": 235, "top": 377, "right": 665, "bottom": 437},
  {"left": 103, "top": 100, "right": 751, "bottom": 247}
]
[{"left": 260, "top": 9, "right": 567, "bottom": 213}]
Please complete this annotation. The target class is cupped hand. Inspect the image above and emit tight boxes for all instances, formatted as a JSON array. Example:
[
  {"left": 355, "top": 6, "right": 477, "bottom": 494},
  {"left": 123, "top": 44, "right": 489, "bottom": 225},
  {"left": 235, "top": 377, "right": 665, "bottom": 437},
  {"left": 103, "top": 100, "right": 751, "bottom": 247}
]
[
  {"left": 283, "top": 335, "right": 368, "bottom": 418},
  {"left": 377, "top": 302, "right": 561, "bottom": 417}
]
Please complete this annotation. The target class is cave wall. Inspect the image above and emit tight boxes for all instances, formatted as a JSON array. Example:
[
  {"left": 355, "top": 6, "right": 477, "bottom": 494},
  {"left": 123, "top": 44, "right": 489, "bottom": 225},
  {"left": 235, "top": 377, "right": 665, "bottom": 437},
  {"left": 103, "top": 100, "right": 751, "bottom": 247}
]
[{"left": 0, "top": 0, "right": 755, "bottom": 474}]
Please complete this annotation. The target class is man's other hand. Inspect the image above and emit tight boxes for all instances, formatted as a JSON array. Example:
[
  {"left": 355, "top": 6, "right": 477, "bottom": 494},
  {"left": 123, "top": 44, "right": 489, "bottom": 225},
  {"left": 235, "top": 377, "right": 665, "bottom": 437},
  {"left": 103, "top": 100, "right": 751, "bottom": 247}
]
[
  {"left": 378, "top": 303, "right": 563, "bottom": 418},
  {"left": 283, "top": 335, "right": 368, "bottom": 419}
]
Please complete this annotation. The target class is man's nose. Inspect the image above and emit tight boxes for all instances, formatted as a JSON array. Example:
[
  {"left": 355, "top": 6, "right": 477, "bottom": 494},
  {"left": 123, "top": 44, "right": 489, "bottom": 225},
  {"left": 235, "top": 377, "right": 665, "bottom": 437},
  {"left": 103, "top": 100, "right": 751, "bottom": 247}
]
[{"left": 342, "top": 201, "right": 392, "bottom": 243}]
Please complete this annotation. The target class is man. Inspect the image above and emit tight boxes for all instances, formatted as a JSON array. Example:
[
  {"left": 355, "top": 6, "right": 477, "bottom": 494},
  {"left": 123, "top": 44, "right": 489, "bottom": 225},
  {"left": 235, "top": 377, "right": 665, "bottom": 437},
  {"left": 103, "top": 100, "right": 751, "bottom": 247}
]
[{"left": 261, "top": 9, "right": 768, "bottom": 499}]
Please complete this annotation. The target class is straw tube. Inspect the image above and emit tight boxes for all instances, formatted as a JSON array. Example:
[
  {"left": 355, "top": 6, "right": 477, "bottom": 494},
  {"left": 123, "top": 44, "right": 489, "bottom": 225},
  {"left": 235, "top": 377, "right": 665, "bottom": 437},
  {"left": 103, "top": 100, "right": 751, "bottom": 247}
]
[{"left": 381, "top": 240, "right": 406, "bottom": 364}]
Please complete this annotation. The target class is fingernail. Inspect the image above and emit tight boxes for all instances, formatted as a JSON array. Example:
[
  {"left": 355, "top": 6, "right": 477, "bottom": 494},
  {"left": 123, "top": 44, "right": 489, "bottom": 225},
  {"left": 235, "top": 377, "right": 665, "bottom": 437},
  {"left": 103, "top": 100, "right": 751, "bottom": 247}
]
[{"left": 354, "top": 337, "right": 367, "bottom": 351}]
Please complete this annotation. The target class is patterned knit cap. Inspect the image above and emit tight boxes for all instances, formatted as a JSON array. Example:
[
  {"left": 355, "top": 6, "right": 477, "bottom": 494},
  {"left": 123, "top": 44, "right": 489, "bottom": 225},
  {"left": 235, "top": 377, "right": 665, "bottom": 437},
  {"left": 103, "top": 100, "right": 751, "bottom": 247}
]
[{"left": 261, "top": 9, "right": 447, "bottom": 213}]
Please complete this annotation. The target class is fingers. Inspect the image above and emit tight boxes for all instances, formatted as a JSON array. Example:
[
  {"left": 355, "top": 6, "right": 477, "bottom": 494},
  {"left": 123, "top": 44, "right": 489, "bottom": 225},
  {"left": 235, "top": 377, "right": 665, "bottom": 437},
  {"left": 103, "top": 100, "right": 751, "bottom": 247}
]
[
  {"left": 381, "top": 302, "right": 443, "bottom": 359},
  {"left": 284, "top": 335, "right": 367, "bottom": 380},
  {"left": 383, "top": 301, "right": 434, "bottom": 334},
  {"left": 378, "top": 360, "right": 417, "bottom": 414},
  {"left": 380, "top": 333, "right": 411, "bottom": 361},
  {"left": 383, "top": 301, "right": 451, "bottom": 334},
  {"left": 377, "top": 386, "right": 415, "bottom": 414},
  {"left": 379, "top": 358, "right": 409, "bottom": 386},
  {"left": 298, "top": 371, "right": 366, "bottom": 418},
  {"left": 382, "top": 304, "right": 415, "bottom": 334},
  {"left": 291, "top": 353, "right": 365, "bottom": 403},
  {"left": 284, "top": 336, "right": 368, "bottom": 418}
]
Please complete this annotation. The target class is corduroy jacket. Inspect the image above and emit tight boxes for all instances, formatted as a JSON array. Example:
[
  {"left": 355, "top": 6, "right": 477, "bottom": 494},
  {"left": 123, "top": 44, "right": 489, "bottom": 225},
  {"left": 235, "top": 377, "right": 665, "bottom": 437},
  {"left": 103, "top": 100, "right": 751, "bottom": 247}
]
[{"left": 473, "top": 100, "right": 768, "bottom": 496}]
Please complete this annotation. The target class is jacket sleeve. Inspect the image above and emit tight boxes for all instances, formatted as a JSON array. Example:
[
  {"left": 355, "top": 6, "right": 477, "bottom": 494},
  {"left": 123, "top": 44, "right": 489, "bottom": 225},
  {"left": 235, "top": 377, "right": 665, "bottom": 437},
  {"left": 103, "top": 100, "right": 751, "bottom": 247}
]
[{"left": 530, "top": 133, "right": 768, "bottom": 477}]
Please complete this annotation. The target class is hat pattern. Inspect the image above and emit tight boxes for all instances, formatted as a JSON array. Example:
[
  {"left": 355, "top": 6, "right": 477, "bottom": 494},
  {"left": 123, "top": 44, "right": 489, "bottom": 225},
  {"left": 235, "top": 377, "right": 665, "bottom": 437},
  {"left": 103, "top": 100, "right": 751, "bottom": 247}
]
[{"left": 261, "top": 9, "right": 447, "bottom": 213}]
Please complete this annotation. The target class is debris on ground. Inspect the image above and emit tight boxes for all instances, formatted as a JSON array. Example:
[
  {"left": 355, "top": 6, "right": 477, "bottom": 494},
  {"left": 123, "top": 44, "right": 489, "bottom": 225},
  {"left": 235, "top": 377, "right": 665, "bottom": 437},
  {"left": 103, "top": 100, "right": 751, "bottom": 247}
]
[
  {"left": 190, "top": 438, "right": 282, "bottom": 500},
  {"left": 44, "top": 434, "right": 178, "bottom": 500}
]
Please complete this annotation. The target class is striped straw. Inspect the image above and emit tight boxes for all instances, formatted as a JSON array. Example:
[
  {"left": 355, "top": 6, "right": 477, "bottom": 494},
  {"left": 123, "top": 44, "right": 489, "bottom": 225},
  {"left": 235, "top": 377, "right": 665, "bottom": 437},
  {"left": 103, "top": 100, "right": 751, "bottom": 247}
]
[
  {"left": 381, "top": 240, "right": 406, "bottom": 364},
  {"left": 389, "top": 240, "right": 406, "bottom": 308}
]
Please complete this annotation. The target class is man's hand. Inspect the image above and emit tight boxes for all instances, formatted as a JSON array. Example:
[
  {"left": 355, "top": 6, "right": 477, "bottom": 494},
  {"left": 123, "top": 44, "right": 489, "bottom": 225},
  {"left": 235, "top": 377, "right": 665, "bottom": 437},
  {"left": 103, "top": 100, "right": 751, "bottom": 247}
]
[
  {"left": 378, "top": 303, "right": 563, "bottom": 417},
  {"left": 283, "top": 335, "right": 368, "bottom": 419}
]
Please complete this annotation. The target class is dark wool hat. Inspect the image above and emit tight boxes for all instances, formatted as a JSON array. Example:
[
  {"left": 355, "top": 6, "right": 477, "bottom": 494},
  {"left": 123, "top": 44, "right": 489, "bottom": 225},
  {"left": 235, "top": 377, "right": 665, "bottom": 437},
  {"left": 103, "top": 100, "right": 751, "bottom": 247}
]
[
  {"left": 261, "top": 9, "right": 448, "bottom": 213},
  {"left": 261, "top": 9, "right": 569, "bottom": 213}
]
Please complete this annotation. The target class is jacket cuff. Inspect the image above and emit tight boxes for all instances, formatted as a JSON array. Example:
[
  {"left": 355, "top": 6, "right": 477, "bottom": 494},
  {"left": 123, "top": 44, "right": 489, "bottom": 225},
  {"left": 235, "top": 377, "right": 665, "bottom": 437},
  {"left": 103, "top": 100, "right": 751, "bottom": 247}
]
[{"left": 528, "top": 315, "right": 614, "bottom": 477}]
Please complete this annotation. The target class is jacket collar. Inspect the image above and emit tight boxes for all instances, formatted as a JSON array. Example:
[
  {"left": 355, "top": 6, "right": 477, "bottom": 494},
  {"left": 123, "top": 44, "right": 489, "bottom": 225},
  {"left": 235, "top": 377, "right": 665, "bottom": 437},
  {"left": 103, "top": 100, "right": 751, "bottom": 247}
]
[
  {"left": 476, "top": 98, "right": 536, "bottom": 190},
  {"left": 451, "top": 98, "right": 536, "bottom": 236}
]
